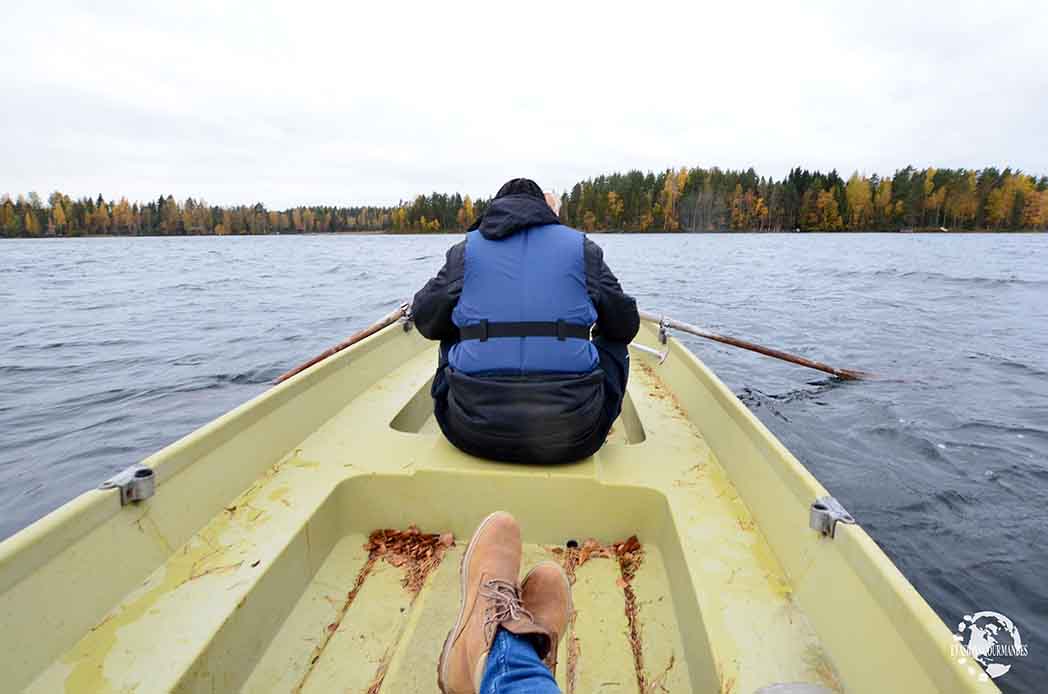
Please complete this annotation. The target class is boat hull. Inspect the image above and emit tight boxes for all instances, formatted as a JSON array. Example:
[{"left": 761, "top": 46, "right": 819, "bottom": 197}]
[{"left": 0, "top": 321, "right": 994, "bottom": 692}]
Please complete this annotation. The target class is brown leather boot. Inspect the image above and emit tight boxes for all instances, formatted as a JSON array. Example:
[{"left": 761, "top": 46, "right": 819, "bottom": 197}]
[
  {"left": 520, "top": 560, "right": 573, "bottom": 677},
  {"left": 438, "top": 512, "right": 552, "bottom": 694}
]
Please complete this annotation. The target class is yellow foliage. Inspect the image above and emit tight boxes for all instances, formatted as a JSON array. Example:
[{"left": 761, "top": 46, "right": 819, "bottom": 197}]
[
  {"left": 1021, "top": 188, "right": 1048, "bottom": 228},
  {"left": 845, "top": 173, "right": 872, "bottom": 230},
  {"left": 875, "top": 179, "right": 893, "bottom": 223},
  {"left": 606, "top": 191, "right": 624, "bottom": 228},
  {"left": 658, "top": 171, "right": 682, "bottom": 231},
  {"left": 730, "top": 183, "right": 747, "bottom": 230},
  {"left": 91, "top": 205, "right": 110, "bottom": 232},
  {"left": 463, "top": 195, "right": 475, "bottom": 228},
  {"left": 814, "top": 190, "right": 843, "bottom": 231},
  {"left": 582, "top": 210, "right": 597, "bottom": 232},
  {"left": 52, "top": 202, "right": 67, "bottom": 229},
  {"left": 984, "top": 174, "right": 1029, "bottom": 229},
  {"left": 753, "top": 196, "right": 769, "bottom": 229}
]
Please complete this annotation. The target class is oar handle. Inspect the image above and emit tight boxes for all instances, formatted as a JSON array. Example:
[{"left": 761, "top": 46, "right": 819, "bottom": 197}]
[
  {"left": 275, "top": 303, "right": 409, "bottom": 384},
  {"left": 639, "top": 310, "right": 871, "bottom": 381},
  {"left": 630, "top": 341, "right": 668, "bottom": 364}
]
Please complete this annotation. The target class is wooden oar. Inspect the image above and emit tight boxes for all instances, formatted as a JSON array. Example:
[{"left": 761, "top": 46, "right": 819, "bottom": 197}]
[
  {"left": 639, "top": 310, "right": 872, "bottom": 381},
  {"left": 276, "top": 303, "right": 869, "bottom": 383},
  {"left": 274, "top": 303, "right": 409, "bottom": 384}
]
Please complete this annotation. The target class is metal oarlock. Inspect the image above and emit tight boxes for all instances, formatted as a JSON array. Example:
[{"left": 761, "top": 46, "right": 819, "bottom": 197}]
[
  {"left": 399, "top": 301, "right": 414, "bottom": 332},
  {"left": 809, "top": 496, "right": 855, "bottom": 538},
  {"left": 99, "top": 465, "right": 156, "bottom": 505}
]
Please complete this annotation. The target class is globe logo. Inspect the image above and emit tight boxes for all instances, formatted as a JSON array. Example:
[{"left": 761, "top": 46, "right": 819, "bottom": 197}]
[{"left": 953, "top": 611, "right": 1027, "bottom": 681}]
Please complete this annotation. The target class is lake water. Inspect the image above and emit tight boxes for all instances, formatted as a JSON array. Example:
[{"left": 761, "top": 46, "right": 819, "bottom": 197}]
[{"left": 2, "top": 233, "right": 1046, "bottom": 692}]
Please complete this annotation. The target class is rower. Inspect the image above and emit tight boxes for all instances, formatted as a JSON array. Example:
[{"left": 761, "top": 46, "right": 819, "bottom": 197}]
[{"left": 411, "top": 178, "right": 639, "bottom": 463}]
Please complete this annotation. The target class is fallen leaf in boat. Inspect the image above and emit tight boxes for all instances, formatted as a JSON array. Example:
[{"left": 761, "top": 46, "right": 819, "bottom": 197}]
[{"left": 363, "top": 525, "right": 454, "bottom": 593}]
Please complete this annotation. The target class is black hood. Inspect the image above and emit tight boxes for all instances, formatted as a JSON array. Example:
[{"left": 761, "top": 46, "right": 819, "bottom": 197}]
[{"left": 471, "top": 193, "right": 560, "bottom": 240}]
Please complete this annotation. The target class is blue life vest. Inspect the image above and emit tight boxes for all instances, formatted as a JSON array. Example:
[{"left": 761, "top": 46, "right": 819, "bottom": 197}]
[{"left": 449, "top": 224, "right": 599, "bottom": 375}]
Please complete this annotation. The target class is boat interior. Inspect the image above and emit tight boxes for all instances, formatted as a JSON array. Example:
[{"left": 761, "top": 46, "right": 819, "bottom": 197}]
[{"left": 0, "top": 321, "right": 987, "bottom": 693}]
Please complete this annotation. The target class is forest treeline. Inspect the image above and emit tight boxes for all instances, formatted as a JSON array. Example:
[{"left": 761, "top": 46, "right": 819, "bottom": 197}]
[
  {"left": 0, "top": 191, "right": 487, "bottom": 237},
  {"left": 559, "top": 166, "right": 1048, "bottom": 232},
  {"left": 3, "top": 165, "right": 1047, "bottom": 237}
]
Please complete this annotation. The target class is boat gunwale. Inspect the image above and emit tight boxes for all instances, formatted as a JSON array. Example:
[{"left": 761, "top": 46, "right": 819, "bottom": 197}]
[
  {"left": 0, "top": 321, "right": 406, "bottom": 595},
  {"left": 0, "top": 319, "right": 999, "bottom": 693},
  {"left": 645, "top": 323, "right": 994, "bottom": 692}
]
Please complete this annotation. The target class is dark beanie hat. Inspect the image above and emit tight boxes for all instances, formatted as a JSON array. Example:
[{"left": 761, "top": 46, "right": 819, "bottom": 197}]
[{"left": 494, "top": 178, "right": 545, "bottom": 200}]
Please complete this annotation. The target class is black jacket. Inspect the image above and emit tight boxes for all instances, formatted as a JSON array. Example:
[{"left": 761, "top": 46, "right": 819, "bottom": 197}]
[
  {"left": 411, "top": 194, "right": 640, "bottom": 344},
  {"left": 411, "top": 193, "right": 639, "bottom": 463}
]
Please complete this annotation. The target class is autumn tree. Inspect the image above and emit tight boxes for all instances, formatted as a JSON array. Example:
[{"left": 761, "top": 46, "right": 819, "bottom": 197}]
[
  {"left": 606, "top": 191, "right": 624, "bottom": 229},
  {"left": 113, "top": 197, "right": 134, "bottom": 234},
  {"left": 920, "top": 168, "right": 937, "bottom": 226},
  {"left": 845, "top": 173, "right": 872, "bottom": 230},
  {"left": 813, "top": 190, "right": 843, "bottom": 231},
  {"left": 24, "top": 210, "right": 40, "bottom": 236},
  {"left": 52, "top": 200, "right": 67, "bottom": 233},
  {"left": 730, "top": 184, "right": 745, "bottom": 229},
  {"left": 656, "top": 168, "right": 686, "bottom": 231},
  {"left": 1, "top": 196, "right": 20, "bottom": 236},
  {"left": 462, "top": 195, "right": 475, "bottom": 229},
  {"left": 871, "top": 178, "right": 893, "bottom": 228},
  {"left": 944, "top": 171, "right": 977, "bottom": 228},
  {"left": 985, "top": 175, "right": 1017, "bottom": 230},
  {"left": 1022, "top": 189, "right": 1048, "bottom": 229},
  {"left": 581, "top": 210, "right": 597, "bottom": 232},
  {"left": 799, "top": 188, "right": 818, "bottom": 230},
  {"left": 91, "top": 204, "right": 111, "bottom": 234},
  {"left": 753, "top": 195, "right": 769, "bottom": 230}
]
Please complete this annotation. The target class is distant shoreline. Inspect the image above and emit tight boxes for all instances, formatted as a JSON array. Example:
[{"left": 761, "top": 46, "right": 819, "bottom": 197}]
[
  {"left": 4, "top": 228, "right": 1045, "bottom": 239},
  {"left": 8, "top": 165, "right": 1046, "bottom": 236}
]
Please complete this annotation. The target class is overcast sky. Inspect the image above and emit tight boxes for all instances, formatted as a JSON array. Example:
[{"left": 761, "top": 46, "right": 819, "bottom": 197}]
[{"left": 2, "top": 0, "right": 1046, "bottom": 208}]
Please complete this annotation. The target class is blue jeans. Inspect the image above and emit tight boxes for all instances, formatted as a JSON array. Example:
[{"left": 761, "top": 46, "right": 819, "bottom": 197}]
[{"left": 480, "top": 628, "right": 560, "bottom": 694}]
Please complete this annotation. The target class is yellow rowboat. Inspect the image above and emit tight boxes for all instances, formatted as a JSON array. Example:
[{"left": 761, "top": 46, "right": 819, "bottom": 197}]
[{"left": 0, "top": 318, "right": 994, "bottom": 693}]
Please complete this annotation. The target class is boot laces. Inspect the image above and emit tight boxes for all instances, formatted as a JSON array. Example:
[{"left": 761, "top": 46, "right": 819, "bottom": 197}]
[{"left": 481, "top": 578, "right": 533, "bottom": 638}]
